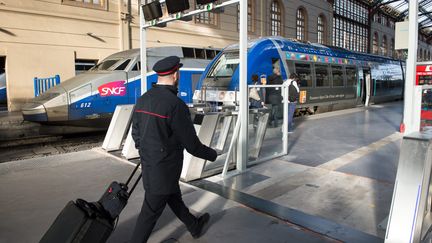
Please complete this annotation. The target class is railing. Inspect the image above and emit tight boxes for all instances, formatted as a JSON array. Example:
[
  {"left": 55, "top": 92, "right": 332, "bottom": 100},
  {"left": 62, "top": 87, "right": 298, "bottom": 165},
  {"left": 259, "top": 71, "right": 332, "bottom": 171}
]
[{"left": 34, "top": 75, "right": 60, "bottom": 97}]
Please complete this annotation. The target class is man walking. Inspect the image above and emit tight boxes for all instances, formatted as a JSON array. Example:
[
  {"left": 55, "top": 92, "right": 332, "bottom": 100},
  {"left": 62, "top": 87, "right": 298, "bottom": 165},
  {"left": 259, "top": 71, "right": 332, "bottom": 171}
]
[
  {"left": 130, "top": 56, "right": 217, "bottom": 243},
  {"left": 266, "top": 66, "right": 283, "bottom": 127},
  {"left": 286, "top": 73, "right": 300, "bottom": 132}
]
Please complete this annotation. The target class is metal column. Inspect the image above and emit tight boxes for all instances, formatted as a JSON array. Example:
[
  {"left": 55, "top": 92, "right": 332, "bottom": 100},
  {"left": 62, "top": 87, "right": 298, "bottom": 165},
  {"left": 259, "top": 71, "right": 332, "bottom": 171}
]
[
  {"left": 403, "top": 0, "right": 419, "bottom": 134},
  {"left": 237, "top": 0, "right": 248, "bottom": 172},
  {"left": 140, "top": 5, "right": 147, "bottom": 96}
]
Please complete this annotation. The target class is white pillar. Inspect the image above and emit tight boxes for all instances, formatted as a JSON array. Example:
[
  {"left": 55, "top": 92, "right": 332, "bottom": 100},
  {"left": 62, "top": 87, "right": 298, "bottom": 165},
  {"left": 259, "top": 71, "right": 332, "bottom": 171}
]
[
  {"left": 237, "top": 0, "right": 248, "bottom": 171},
  {"left": 140, "top": 5, "right": 147, "bottom": 96},
  {"left": 403, "top": 0, "right": 419, "bottom": 134}
]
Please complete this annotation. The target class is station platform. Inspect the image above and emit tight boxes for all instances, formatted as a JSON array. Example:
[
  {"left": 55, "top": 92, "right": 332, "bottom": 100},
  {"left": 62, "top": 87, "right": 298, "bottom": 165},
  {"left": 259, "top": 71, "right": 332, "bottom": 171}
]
[{"left": 0, "top": 101, "right": 403, "bottom": 243}]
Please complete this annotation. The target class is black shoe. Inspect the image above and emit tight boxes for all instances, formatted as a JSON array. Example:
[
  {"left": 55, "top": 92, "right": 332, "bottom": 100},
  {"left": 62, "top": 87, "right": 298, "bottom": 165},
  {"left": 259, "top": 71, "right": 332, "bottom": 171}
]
[{"left": 191, "top": 213, "right": 210, "bottom": 239}]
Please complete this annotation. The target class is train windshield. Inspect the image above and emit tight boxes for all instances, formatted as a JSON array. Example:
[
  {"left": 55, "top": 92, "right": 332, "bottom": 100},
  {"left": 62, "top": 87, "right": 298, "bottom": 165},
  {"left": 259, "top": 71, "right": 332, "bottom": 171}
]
[
  {"left": 204, "top": 51, "right": 239, "bottom": 87},
  {"left": 90, "top": 58, "right": 122, "bottom": 71}
]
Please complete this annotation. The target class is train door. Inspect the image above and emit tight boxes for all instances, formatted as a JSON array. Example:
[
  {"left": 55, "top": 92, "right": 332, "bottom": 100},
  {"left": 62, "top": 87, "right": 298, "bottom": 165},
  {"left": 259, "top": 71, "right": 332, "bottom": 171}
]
[
  {"left": 0, "top": 56, "right": 6, "bottom": 111},
  {"left": 362, "top": 68, "right": 371, "bottom": 106}
]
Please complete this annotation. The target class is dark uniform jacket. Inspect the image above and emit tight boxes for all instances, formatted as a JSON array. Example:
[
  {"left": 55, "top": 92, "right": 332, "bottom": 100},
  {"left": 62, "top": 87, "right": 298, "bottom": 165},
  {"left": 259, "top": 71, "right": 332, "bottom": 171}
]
[
  {"left": 132, "top": 84, "right": 217, "bottom": 195},
  {"left": 266, "top": 73, "right": 283, "bottom": 104}
]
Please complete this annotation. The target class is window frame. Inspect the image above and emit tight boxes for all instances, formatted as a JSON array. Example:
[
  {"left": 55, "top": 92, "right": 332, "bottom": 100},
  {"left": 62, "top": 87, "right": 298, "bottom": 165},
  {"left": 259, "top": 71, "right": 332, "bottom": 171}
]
[
  {"left": 314, "top": 63, "right": 331, "bottom": 88},
  {"left": 270, "top": 0, "right": 283, "bottom": 36},
  {"left": 382, "top": 35, "right": 388, "bottom": 56},
  {"left": 373, "top": 32, "right": 379, "bottom": 54},
  {"left": 195, "top": 1, "right": 218, "bottom": 26},
  {"left": 62, "top": 0, "right": 107, "bottom": 10},
  {"left": 293, "top": 62, "right": 313, "bottom": 88},
  {"left": 237, "top": 0, "right": 255, "bottom": 33},
  {"left": 317, "top": 14, "right": 327, "bottom": 44},
  {"left": 330, "top": 65, "right": 345, "bottom": 87},
  {"left": 296, "top": 7, "right": 307, "bottom": 41},
  {"left": 345, "top": 66, "right": 357, "bottom": 87}
]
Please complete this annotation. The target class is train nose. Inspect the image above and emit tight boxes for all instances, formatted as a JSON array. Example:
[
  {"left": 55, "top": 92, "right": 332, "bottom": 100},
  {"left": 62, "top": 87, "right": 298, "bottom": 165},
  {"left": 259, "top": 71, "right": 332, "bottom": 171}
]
[{"left": 22, "top": 102, "right": 48, "bottom": 122}]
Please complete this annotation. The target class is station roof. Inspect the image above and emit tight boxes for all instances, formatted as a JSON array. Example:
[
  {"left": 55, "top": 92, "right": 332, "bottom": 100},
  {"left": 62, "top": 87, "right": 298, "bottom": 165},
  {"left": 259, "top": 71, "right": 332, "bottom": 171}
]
[{"left": 368, "top": 0, "right": 432, "bottom": 41}]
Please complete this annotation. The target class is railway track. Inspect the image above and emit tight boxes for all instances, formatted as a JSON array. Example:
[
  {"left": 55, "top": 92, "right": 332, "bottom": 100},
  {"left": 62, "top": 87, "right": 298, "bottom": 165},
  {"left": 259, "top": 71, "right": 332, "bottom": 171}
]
[{"left": 0, "top": 132, "right": 106, "bottom": 163}]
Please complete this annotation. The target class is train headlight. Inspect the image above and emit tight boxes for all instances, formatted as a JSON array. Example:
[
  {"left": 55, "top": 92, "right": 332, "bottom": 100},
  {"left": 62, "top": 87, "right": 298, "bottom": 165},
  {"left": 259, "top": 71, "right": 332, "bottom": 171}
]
[
  {"left": 218, "top": 91, "right": 225, "bottom": 101},
  {"left": 193, "top": 90, "right": 200, "bottom": 100}
]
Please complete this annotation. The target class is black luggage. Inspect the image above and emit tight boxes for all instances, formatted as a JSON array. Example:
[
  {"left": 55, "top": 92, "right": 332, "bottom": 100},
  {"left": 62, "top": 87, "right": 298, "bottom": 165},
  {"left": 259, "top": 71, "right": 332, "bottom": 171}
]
[{"left": 40, "top": 163, "right": 141, "bottom": 243}]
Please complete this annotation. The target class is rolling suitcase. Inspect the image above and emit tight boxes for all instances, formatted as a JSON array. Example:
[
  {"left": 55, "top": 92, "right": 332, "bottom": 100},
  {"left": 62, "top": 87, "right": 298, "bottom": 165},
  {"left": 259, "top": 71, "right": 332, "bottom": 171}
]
[{"left": 40, "top": 162, "right": 142, "bottom": 243}]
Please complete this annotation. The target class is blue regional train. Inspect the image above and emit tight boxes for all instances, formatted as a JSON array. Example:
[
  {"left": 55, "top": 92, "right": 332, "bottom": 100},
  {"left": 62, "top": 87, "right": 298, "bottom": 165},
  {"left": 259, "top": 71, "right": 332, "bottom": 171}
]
[
  {"left": 193, "top": 36, "right": 404, "bottom": 113},
  {"left": 22, "top": 46, "right": 218, "bottom": 127},
  {"left": 0, "top": 71, "right": 6, "bottom": 104}
]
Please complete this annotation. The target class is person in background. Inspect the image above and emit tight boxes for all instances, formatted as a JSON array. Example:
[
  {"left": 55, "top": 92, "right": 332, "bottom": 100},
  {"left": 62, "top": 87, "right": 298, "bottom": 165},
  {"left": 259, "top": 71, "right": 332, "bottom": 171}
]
[
  {"left": 249, "top": 74, "right": 265, "bottom": 109},
  {"left": 130, "top": 56, "right": 218, "bottom": 243},
  {"left": 286, "top": 73, "right": 300, "bottom": 132},
  {"left": 266, "top": 66, "right": 283, "bottom": 127}
]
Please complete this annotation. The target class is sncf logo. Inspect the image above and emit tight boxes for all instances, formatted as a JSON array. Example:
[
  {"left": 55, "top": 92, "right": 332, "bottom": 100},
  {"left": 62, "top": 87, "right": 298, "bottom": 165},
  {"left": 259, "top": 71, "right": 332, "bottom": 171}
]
[{"left": 98, "top": 81, "right": 126, "bottom": 97}]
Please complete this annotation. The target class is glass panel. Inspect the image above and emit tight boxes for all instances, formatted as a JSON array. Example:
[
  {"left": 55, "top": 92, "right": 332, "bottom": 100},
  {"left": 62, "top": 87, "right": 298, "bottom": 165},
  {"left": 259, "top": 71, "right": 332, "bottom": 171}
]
[
  {"left": 202, "top": 115, "right": 237, "bottom": 174},
  {"left": 195, "top": 49, "right": 206, "bottom": 59},
  {"left": 295, "top": 63, "right": 312, "bottom": 87},
  {"left": 315, "top": 64, "right": 330, "bottom": 87},
  {"left": 346, "top": 66, "right": 357, "bottom": 86},
  {"left": 332, "top": 65, "right": 344, "bottom": 86},
  {"left": 115, "top": 59, "right": 131, "bottom": 71},
  {"left": 206, "top": 51, "right": 239, "bottom": 79},
  {"left": 91, "top": 59, "right": 121, "bottom": 71},
  {"left": 247, "top": 85, "right": 285, "bottom": 165},
  {"left": 182, "top": 47, "right": 195, "bottom": 58},
  {"left": 132, "top": 61, "right": 141, "bottom": 71}
]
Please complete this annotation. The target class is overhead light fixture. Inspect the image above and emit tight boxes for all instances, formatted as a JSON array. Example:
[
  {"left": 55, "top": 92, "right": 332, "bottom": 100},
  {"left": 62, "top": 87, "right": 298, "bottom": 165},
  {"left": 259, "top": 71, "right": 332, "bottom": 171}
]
[
  {"left": 196, "top": 0, "right": 218, "bottom": 5},
  {"left": 142, "top": 1, "right": 163, "bottom": 21},
  {"left": 165, "top": 0, "right": 189, "bottom": 14}
]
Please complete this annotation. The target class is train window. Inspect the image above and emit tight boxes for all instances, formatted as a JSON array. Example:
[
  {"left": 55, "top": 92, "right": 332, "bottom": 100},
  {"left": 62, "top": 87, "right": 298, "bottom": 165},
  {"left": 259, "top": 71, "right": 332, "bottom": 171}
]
[
  {"left": 332, "top": 66, "right": 344, "bottom": 86},
  {"left": 206, "top": 50, "right": 216, "bottom": 59},
  {"left": 115, "top": 59, "right": 131, "bottom": 71},
  {"left": 207, "top": 52, "right": 239, "bottom": 79},
  {"left": 195, "top": 49, "right": 206, "bottom": 59},
  {"left": 315, "top": 64, "right": 330, "bottom": 87},
  {"left": 294, "top": 63, "right": 312, "bottom": 87},
  {"left": 91, "top": 59, "right": 121, "bottom": 71},
  {"left": 183, "top": 47, "right": 195, "bottom": 58},
  {"left": 346, "top": 67, "right": 357, "bottom": 86},
  {"left": 70, "top": 84, "right": 91, "bottom": 104},
  {"left": 132, "top": 61, "right": 141, "bottom": 71}
]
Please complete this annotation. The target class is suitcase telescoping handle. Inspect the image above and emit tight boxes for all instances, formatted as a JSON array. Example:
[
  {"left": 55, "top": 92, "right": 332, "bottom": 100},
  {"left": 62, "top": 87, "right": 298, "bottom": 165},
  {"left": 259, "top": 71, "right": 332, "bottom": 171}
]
[{"left": 125, "top": 162, "right": 142, "bottom": 195}]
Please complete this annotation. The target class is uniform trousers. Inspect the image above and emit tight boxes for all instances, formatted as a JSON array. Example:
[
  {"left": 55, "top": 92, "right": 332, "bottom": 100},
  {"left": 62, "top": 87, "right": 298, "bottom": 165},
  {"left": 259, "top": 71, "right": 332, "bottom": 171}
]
[{"left": 131, "top": 186, "right": 198, "bottom": 243}]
